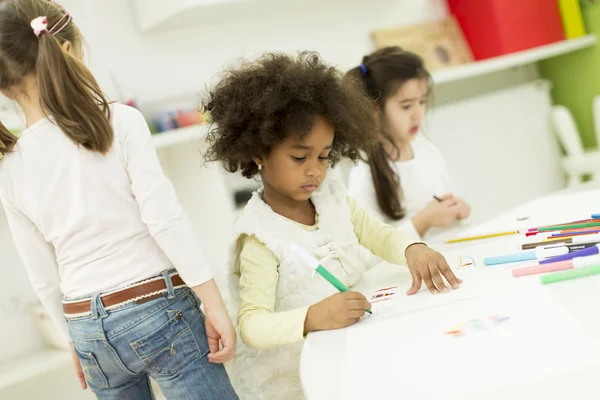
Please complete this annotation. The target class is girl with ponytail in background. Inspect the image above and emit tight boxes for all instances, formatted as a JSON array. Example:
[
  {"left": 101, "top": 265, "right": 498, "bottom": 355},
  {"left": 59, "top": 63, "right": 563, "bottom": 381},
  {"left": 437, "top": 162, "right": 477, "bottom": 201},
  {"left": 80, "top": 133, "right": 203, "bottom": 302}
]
[{"left": 346, "top": 47, "right": 470, "bottom": 241}]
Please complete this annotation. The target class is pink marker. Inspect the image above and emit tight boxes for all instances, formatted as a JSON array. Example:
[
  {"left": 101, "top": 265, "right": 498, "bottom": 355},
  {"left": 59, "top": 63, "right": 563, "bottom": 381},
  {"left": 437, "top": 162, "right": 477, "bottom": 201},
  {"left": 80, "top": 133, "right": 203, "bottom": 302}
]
[{"left": 512, "top": 255, "right": 600, "bottom": 278}]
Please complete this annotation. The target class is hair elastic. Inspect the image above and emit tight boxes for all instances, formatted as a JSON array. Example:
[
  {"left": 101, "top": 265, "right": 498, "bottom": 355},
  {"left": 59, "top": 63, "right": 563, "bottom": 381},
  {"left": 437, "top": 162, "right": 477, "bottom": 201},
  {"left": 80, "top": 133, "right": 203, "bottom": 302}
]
[
  {"left": 49, "top": 12, "right": 72, "bottom": 36},
  {"left": 31, "top": 11, "right": 72, "bottom": 38},
  {"left": 30, "top": 16, "right": 48, "bottom": 37},
  {"left": 359, "top": 64, "right": 368, "bottom": 76}
]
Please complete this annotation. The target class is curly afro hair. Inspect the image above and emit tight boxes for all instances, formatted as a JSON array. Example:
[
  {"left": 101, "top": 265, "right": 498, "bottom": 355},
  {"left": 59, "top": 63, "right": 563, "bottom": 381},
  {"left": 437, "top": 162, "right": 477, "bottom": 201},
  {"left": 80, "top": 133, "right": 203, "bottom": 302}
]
[{"left": 204, "top": 51, "right": 379, "bottom": 178}]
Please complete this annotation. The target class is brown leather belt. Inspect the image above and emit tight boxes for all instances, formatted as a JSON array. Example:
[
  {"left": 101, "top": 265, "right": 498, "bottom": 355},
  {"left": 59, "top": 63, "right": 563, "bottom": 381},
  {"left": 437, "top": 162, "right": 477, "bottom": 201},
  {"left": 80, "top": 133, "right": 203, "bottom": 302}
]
[{"left": 63, "top": 274, "right": 186, "bottom": 315}]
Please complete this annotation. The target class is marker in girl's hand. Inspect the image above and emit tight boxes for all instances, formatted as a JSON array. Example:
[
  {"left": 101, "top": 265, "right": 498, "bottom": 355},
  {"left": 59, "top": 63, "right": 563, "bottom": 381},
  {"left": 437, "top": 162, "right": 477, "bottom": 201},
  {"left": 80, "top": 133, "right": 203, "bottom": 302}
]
[{"left": 290, "top": 243, "right": 372, "bottom": 314}]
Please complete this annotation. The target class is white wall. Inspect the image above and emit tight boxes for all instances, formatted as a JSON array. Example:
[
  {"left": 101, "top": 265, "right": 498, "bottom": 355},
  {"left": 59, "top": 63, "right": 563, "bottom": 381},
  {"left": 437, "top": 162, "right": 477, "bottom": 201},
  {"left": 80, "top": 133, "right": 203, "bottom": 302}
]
[
  {"left": 427, "top": 80, "right": 564, "bottom": 222},
  {"left": 63, "top": 0, "right": 448, "bottom": 104}
]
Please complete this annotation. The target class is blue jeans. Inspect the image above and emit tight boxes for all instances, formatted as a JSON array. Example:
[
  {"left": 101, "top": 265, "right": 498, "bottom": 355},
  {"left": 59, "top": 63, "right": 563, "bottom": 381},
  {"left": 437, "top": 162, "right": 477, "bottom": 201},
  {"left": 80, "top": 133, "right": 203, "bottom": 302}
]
[{"left": 66, "top": 271, "right": 238, "bottom": 399}]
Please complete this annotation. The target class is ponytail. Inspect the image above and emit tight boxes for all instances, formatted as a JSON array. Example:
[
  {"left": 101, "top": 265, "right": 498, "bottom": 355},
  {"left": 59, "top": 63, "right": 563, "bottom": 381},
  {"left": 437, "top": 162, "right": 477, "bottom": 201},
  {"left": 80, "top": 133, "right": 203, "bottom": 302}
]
[
  {"left": 0, "top": 57, "right": 19, "bottom": 156},
  {"left": 346, "top": 55, "right": 405, "bottom": 221},
  {"left": 37, "top": 34, "right": 113, "bottom": 154},
  {"left": 346, "top": 47, "right": 430, "bottom": 221},
  {"left": 369, "top": 143, "right": 405, "bottom": 220},
  {"left": 0, "top": 123, "right": 18, "bottom": 156},
  {"left": 0, "top": 0, "right": 111, "bottom": 155}
]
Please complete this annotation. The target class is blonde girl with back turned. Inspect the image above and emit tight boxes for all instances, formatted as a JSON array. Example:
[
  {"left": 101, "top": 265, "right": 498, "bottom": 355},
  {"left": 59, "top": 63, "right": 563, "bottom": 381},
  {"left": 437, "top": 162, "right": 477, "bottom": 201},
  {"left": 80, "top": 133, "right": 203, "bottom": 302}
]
[{"left": 0, "top": 1, "right": 237, "bottom": 398}]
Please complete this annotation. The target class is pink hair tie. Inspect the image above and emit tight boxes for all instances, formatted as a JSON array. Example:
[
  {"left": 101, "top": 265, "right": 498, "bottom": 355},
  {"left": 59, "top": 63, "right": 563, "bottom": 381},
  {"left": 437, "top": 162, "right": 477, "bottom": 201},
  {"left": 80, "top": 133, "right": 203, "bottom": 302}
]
[
  {"left": 30, "top": 16, "right": 48, "bottom": 37},
  {"left": 48, "top": 13, "right": 72, "bottom": 36},
  {"left": 30, "top": 11, "right": 72, "bottom": 39}
]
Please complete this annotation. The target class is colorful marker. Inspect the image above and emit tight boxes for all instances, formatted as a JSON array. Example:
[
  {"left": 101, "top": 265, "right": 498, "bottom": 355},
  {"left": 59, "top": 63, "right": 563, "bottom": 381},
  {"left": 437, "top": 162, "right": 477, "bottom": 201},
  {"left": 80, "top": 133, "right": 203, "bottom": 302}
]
[
  {"left": 484, "top": 245, "right": 573, "bottom": 266},
  {"left": 540, "top": 264, "right": 600, "bottom": 284},
  {"left": 512, "top": 255, "right": 600, "bottom": 277},
  {"left": 549, "top": 230, "right": 600, "bottom": 238},
  {"left": 539, "top": 244, "right": 600, "bottom": 265},
  {"left": 290, "top": 244, "right": 372, "bottom": 314},
  {"left": 521, "top": 233, "right": 600, "bottom": 250}
]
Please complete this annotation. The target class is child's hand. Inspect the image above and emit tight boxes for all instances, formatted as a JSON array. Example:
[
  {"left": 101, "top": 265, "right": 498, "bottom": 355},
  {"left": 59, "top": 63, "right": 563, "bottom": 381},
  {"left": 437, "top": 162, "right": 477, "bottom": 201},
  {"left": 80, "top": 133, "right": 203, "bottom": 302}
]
[
  {"left": 413, "top": 195, "right": 460, "bottom": 236},
  {"left": 427, "top": 194, "right": 460, "bottom": 227},
  {"left": 456, "top": 197, "right": 471, "bottom": 220},
  {"left": 204, "top": 308, "right": 237, "bottom": 364},
  {"left": 69, "top": 342, "right": 87, "bottom": 390},
  {"left": 304, "top": 292, "right": 371, "bottom": 334},
  {"left": 405, "top": 243, "right": 462, "bottom": 295}
]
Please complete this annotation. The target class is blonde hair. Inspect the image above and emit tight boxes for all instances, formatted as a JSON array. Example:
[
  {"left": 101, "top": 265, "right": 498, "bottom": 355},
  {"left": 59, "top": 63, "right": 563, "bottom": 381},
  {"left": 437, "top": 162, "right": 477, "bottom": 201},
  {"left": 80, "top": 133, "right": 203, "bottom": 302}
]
[{"left": 0, "top": 0, "right": 112, "bottom": 155}]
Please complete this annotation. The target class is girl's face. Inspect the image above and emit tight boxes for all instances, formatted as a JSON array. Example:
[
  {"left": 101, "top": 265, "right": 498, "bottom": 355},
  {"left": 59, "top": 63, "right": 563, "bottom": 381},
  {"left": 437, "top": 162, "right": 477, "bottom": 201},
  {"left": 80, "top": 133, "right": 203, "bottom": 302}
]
[
  {"left": 256, "top": 115, "right": 334, "bottom": 203},
  {"left": 382, "top": 78, "right": 429, "bottom": 145}
]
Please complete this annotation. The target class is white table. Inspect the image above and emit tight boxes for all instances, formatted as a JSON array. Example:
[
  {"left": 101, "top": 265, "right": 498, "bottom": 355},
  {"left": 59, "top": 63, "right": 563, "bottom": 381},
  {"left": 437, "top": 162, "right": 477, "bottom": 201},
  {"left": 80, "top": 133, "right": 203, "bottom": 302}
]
[{"left": 300, "top": 185, "right": 600, "bottom": 400}]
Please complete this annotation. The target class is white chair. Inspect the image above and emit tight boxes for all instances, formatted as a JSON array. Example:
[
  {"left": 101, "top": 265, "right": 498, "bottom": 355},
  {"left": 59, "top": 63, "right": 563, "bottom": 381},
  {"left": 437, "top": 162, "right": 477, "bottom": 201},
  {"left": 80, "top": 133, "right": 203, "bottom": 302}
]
[
  {"left": 592, "top": 96, "right": 600, "bottom": 148},
  {"left": 550, "top": 105, "right": 600, "bottom": 187}
]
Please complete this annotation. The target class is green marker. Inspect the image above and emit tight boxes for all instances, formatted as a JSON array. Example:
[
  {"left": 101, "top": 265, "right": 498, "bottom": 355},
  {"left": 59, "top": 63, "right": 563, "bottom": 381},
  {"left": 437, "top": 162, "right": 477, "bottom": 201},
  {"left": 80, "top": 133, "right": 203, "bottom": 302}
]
[
  {"left": 290, "top": 243, "right": 372, "bottom": 314},
  {"left": 538, "top": 222, "right": 600, "bottom": 233},
  {"left": 540, "top": 264, "right": 600, "bottom": 284}
]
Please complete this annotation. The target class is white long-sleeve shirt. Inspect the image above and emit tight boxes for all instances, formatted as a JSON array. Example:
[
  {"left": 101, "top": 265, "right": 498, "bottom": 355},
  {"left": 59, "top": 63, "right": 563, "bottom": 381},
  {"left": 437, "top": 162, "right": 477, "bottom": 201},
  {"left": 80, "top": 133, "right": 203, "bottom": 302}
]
[
  {"left": 347, "top": 134, "right": 454, "bottom": 240},
  {"left": 0, "top": 103, "right": 212, "bottom": 341}
]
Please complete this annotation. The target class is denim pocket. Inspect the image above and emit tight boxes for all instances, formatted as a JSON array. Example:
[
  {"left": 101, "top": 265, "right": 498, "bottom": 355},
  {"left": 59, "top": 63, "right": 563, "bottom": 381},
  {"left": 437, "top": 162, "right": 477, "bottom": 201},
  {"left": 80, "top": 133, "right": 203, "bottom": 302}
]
[
  {"left": 130, "top": 308, "right": 204, "bottom": 375},
  {"left": 73, "top": 348, "right": 109, "bottom": 389}
]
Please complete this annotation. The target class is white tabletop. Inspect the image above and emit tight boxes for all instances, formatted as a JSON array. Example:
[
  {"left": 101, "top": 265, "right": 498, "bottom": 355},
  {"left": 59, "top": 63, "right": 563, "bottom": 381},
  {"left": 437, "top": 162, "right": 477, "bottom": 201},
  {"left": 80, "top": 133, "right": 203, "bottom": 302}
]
[{"left": 300, "top": 185, "right": 600, "bottom": 400}]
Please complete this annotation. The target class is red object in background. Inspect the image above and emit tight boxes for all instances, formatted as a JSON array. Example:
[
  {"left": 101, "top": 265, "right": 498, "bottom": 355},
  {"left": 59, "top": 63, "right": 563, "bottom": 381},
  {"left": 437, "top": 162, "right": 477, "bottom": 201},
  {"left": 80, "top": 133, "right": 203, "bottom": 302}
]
[{"left": 447, "top": 0, "right": 565, "bottom": 60}]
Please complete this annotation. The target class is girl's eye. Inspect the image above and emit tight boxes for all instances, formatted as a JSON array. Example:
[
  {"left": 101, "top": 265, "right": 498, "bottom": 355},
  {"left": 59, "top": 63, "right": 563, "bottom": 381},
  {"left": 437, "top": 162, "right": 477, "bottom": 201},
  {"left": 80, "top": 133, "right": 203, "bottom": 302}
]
[
  {"left": 402, "top": 105, "right": 412, "bottom": 111},
  {"left": 319, "top": 156, "right": 329, "bottom": 161},
  {"left": 292, "top": 157, "right": 306, "bottom": 162}
]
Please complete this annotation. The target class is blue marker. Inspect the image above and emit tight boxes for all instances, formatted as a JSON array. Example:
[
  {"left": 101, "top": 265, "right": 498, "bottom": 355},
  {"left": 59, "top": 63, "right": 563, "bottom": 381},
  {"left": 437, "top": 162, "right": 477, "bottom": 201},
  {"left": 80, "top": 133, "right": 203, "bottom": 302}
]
[
  {"left": 539, "top": 244, "right": 600, "bottom": 265},
  {"left": 484, "top": 244, "right": 575, "bottom": 266}
]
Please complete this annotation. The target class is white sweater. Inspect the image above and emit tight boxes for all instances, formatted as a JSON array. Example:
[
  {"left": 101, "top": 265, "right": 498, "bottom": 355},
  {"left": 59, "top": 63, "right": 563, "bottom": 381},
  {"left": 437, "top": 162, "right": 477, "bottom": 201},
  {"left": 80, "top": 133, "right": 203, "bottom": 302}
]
[
  {"left": 348, "top": 134, "right": 454, "bottom": 239},
  {"left": 226, "top": 179, "right": 367, "bottom": 400},
  {"left": 0, "top": 104, "right": 212, "bottom": 340}
]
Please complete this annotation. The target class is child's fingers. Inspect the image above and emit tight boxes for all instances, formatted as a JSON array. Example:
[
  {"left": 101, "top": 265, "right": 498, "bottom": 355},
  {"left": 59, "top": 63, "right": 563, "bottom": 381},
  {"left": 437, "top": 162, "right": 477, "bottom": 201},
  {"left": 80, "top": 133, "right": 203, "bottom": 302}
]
[
  {"left": 420, "top": 266, "right": 439, "bottom": 294},
  {"left": 207, "top": 335, "right": 220, "bottom": 355},
  {"left": 208, "top": 345, "right": 234, "bottom": 364},
  {"left": 75, "top": 368, "right": 87, "bottom": 389},
  {"left": 208, "top": 349, "right": 230, "bottom": 363},
  {"left": 429, "top": 260, "right": 449, "bottom": 292},
  {"left": 406, "top": 269, "right": 422, "bottom": 295},
  {"left": 346, "top": 309, "right": 366, "bottom": 319},
  {"left": 342, "top": 291, "right": 368, "bottom": 301},
  {"left": 346, "top": 299, "right": 372, "bottom": 311},
  {"left": 437, "top": 258, "right": 461, "bottom": 289}
]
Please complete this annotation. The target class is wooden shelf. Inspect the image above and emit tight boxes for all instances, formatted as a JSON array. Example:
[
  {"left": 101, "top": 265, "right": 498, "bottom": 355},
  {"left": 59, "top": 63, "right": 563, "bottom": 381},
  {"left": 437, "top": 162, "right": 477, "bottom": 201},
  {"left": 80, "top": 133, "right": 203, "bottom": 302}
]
[
  {"left": 152, "top": 124, "right": 208, "bottom": 149},
  {"left": 433, "top": 35, "right": 597, "bottom": 85}
]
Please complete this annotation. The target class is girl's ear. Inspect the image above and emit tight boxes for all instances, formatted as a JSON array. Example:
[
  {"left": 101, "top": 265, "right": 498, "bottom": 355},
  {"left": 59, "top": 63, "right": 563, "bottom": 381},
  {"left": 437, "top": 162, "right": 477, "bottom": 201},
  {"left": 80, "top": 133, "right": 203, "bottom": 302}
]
[
  {"left": 61, "top": 40, "right": 73, "bottom": 53},
  {"left": 373, "top": 102, "right": 382, "bottom": 119},
  {"left": 252, "top": 156, "right": 263, "bottom": 169}
]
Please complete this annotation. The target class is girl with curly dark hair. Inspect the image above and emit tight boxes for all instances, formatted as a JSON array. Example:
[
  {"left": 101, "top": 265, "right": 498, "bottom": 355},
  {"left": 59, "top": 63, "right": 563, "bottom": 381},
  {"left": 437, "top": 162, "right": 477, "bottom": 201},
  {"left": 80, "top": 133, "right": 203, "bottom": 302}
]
[{"left": 205, "top": 51, "right": 462, "bottom": 399}]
